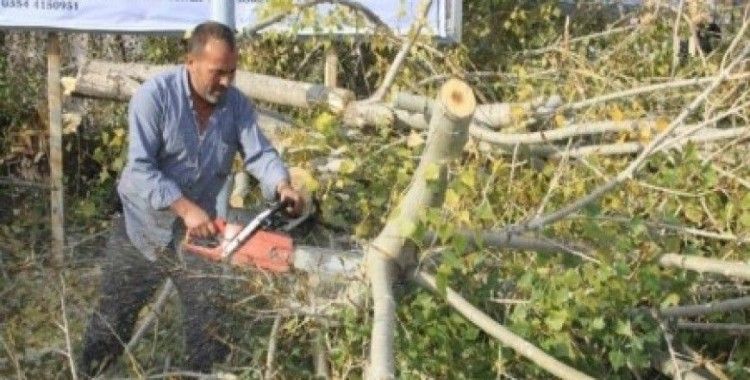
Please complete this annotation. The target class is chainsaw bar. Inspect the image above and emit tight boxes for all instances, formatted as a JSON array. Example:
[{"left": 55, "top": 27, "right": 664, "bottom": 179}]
[{"left": 220, "top": 200, "right": 286, "bottom": 261}]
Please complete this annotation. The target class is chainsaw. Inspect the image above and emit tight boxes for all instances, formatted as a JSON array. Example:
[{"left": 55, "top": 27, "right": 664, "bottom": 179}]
[{"left": 182, "top": 200, "right": 294, "bottom": 273}]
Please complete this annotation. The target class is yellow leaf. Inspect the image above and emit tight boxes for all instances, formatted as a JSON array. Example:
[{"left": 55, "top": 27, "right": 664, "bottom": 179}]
[
  {"left": 654, "top": 118, "right": 670, "bottom": 133},
  {"left": 423, "top": 163, "right": 440, "bottom": 181},
  {"left": 399, "top": 219, "right": 417, "bottom": 237},
  {"left": 638, "top": 124, "right": 652, "bottom": 143},
  {"left": 313, "top": 112, "right": 336, "bottom": 133},
  {"left": 609, "top": 105, "right": 624, "bottom": 122},
  {"left": 406, "top": 131, "right": 425, "bottom": 148},
  {"left": 554, "top": 114, "right": 566, "bottom": 128},
  {"left": 339, "top": 159, "right": 356, "bottom": 174},
  {"left": 444, "top": 188, "right": 460, "bottom": 209},
  {"left": 289, "top": 166, "right": 319, "bottom": 192}
]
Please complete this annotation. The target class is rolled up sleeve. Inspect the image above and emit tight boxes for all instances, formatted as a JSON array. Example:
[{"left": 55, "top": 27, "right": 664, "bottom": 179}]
[
  {"left": 236, "top": 97, "right": 289, "bottom": 200},
  {"left": 126, "top": 83, "right": 183, "bottom": 210}
]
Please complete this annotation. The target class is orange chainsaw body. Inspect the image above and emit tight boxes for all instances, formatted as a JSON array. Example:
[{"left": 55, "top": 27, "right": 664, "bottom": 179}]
[{"left": 183, "top": 219, "right": 294, "bottom": 273}]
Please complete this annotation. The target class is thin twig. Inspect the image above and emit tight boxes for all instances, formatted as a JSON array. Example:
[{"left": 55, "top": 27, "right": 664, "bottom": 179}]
[
  {"left": 651, "top": 309, "right": 683, "bottom": 380},
  {"left": 502, "top": 38, "right": 750, "bottom": 234},
  {"left": 125, "top": 280, "right": 175, "bottom": 352},
  {"left": 265, "top": 315, "right": 282, "bottom": 380},
  {"left": 670, "top": 0, "right": 685, "bottom": 77},
  {"left": 563, "top": 73, "right": 750, "bottom": 111},
  {"left": 0, "top": 176, "right": 50, "bottom": 189},
  {"left": 0, "top": 336, "right": 24, "bottom": 380},
  {"left": 243, "top": 0, "right": 391, "bottom": 36},
  {"left": 521, "top": 25, "right": 638, "bottom": 56},
  {"left": 534, "top": 139, "right": 571, "bottom": 217},
  {"left": 367, "top": 0, "right": 433, "bottom": 102},
  {"left": 58, "top": 275, "right": 78, "bottom": 380},
  {"left": 580, "top": 214, "right": 750, "bottom": 245}
]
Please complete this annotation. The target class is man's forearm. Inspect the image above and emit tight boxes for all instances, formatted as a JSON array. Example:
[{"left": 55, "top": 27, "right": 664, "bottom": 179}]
[{"left": 169, "top": 196, "right": 196, "bottom": 219}]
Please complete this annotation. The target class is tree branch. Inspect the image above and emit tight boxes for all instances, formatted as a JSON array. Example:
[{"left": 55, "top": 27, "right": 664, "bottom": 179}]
[
  {"left": 126, "top": 280, "right": 175, "bottom": 353},
  {"left": 365, "top": 79, "right": 475, "bottom": 379},
  {"left": 659, "top": 254, "right": 750, "bottom": 280},
  {"left": 243, "top": 0, "right": 391, "bottom": 36},
  {"left": 676, "top": 322, "right": 750, "bottom": 336},
  {"left": 414, "top": 271, "right": 594, "bottom": 380},
  {"left": 661, "top": 296, "right": 750, "bottom": 318},
  {"left": 264, "top": 315, "right": 282, "bottom": 380},
  {"left": 500, "top": 40, "right": 750, "bottom": 233}
]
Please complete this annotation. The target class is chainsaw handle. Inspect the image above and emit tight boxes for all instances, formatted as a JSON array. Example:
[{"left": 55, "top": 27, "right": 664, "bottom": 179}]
[
  {"left": 270, "top": 198, "right": 293, "bottom": 214},
  {"left": 182, "top": 218, "right": 228, "bottom": 261}
]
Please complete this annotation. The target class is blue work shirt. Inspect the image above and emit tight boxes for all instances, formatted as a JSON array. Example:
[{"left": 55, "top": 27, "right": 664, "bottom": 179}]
[{"left": 117, "top": 66, "right": 289, "bottom": 260}]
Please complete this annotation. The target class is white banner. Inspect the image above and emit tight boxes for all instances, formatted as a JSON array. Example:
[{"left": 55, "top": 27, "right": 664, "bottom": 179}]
[{"left": 0, "top": 0, "right": 461, "bottom": 41}]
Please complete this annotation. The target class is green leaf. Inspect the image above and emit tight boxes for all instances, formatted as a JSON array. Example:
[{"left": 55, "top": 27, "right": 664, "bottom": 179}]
[
  {"left": 742, "top": 193, "right": 750, "bottom": 210},
  {"left": 423, "top": 163, "right": 440, "bottom": 181},
  {"left": 608, "top": 350, "right": 627, "bottom": 370},
  {"left": 590, "top": 317, "right": 605, "bottom": 331},
  {"left": 616, "top": 320, "right": 633, "bottom": 337},
  {"left": 545, "top": 309, "right": 568, "bottom": 331},
  {"left": 660, "top": 293, "right": 681, "bottom": 309},
  {"left": 399, "top": 219, "right": 417, "bottom": 237},
  {"left": 683, "top": 205, "right": 703, "bottom": 224},
  {"left": 739, "top": 212, "right": 750, "bottom": 228}
]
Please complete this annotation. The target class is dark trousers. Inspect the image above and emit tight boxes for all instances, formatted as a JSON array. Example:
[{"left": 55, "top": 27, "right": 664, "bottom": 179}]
[{"left": 80, "top": 217, "right": 229, "bottom": 377}]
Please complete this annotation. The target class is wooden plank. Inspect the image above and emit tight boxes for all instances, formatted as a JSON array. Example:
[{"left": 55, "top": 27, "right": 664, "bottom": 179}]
[{"left": 47, "top": 32, "right": 65, "bottom": 265}]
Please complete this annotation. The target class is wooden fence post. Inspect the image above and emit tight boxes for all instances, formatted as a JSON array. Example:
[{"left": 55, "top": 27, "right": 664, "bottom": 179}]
[{"left": 47, "top": 32, "right": 65, "bottom": 265}]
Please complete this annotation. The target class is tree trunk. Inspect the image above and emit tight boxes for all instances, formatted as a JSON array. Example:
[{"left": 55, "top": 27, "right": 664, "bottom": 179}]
[
  {"left": 365, "top": 78, "right": 476, "bottom": 379},
  {"left": 65, "top": 59, "right": 355, "bottom": 113}
]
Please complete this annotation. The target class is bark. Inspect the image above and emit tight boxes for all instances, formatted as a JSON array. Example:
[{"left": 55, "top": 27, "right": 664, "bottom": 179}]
[
  {"left": 676, "top": 322, "right": 750, "bottom": 336},
  {"left": 415, "top": 271, "right": 594, "bottom": 380},
  {"left": 659, "top": 253, "right": 750, "bottom": 280},
  {"left": 660, "top": 296, "right": 750, "bottom": 318},
  {"left": 65, "top": 59, "right": 355, "bottom": 113},
  {"left": 292, "top": 246, "right": 362, "bottom": 277},
  {"left": 366, "top": 79, "right": 476, "bottom": 379}
]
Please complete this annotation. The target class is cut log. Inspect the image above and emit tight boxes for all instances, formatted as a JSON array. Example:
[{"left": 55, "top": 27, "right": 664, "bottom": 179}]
[
  {"left": 394, "top": 92, "right": 514, "bottom": 129},
  {"left": 365, "top": 78, "right": 476, "bottom": 379},
  {"left": 64, "top": 59, "right": 355, "bottom": 113},
  {"left": 659, "top": 253, "right": 750, "bottom": 280}
]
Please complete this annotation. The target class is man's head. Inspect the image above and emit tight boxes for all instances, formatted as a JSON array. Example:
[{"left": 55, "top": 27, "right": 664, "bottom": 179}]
[{"left": 186, "top": 21, "right": 237, "bottom": 105}]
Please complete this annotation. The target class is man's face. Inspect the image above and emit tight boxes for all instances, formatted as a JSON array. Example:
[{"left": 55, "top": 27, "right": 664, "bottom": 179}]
[{"left": 186, "top": 38, "right": 237, "bottom": 104}]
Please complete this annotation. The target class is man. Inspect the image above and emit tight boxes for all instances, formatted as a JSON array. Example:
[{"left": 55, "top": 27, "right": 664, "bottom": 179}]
[{"left": 80, "top": 21, "right": 303, "bottom": 376}]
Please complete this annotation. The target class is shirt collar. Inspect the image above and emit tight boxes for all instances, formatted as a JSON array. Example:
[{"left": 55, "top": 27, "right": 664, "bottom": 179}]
[{"left": 181, "top": 65, "right": 229, "bottom": 110}]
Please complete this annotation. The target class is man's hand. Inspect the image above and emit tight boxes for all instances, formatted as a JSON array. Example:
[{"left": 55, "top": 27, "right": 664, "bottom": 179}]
[
  {"left": 276, "top": 181, "right": 304, "bottom": 217},
  {"left": 170, "top": 197, "right": 216, "bottom": 238}
]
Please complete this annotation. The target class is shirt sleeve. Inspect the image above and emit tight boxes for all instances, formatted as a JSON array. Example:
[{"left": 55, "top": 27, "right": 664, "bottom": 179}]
[
  {"left": 236, "top": 94, "right": 290, "bottom": 200},
  {"left": 125, "top": 81, "right": 183, "bottom": 210}
]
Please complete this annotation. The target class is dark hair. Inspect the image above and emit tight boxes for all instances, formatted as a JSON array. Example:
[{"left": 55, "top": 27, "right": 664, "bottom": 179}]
[{"left": 187, "top": 21, "right": 236, "bottom": 55}]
